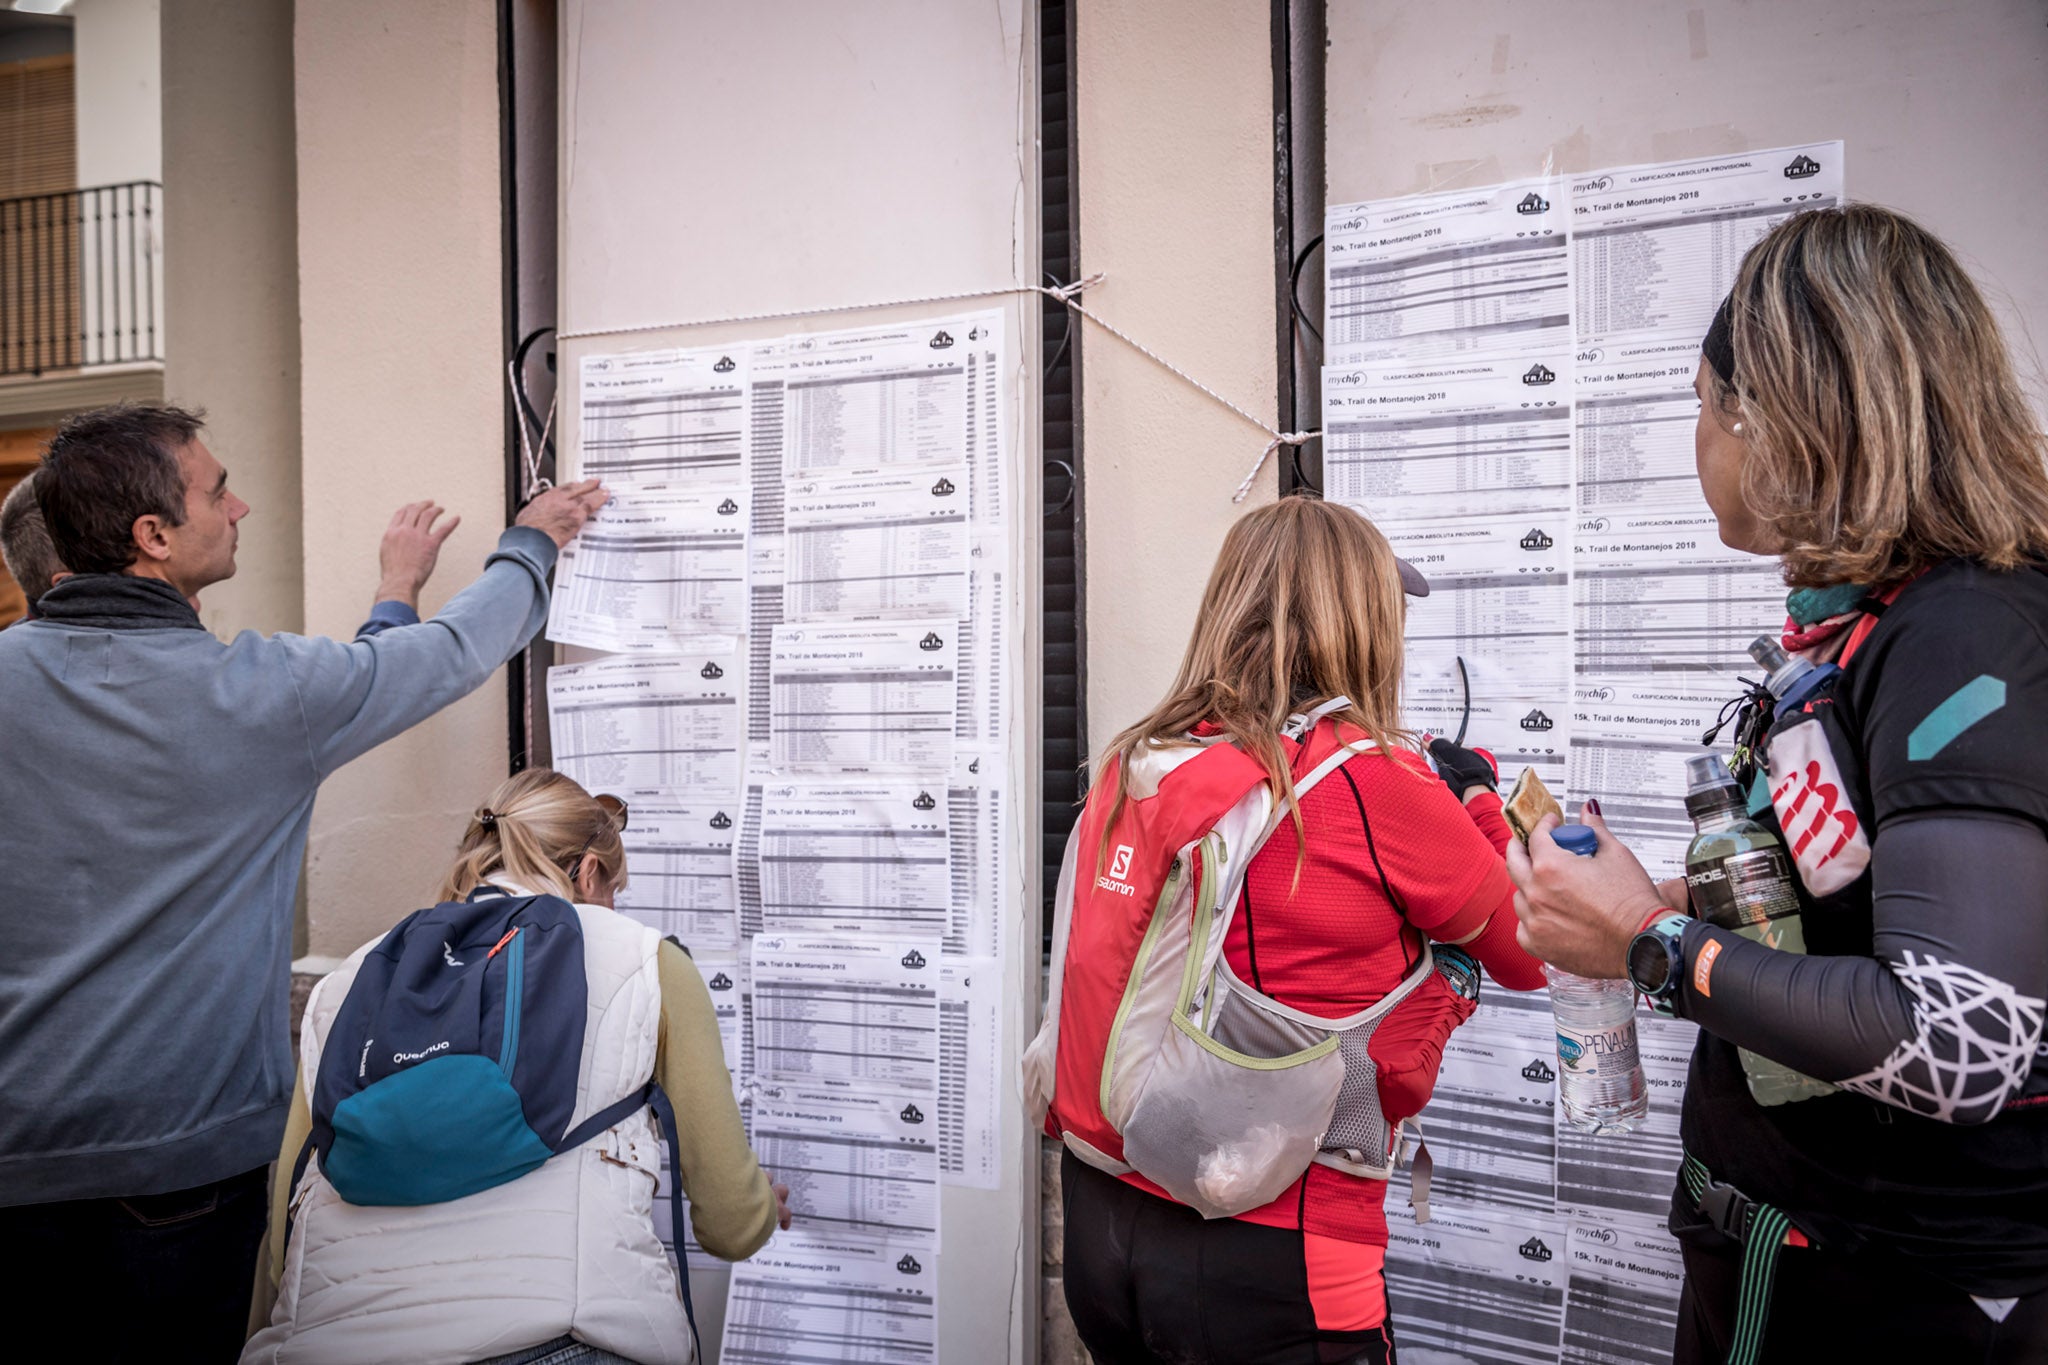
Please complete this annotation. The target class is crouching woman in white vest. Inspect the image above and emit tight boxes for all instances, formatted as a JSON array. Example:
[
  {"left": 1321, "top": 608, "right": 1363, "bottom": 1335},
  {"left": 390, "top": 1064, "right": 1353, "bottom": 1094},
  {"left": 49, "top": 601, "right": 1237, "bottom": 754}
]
[{"left": 245, "top": 769, "right": 790, "bottom": 1365}]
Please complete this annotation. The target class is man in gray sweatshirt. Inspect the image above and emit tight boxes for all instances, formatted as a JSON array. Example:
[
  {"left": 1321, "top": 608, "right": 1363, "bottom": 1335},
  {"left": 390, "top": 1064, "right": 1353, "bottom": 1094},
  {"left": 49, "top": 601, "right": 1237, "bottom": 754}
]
[{"left": 0, "top": 404, "right": 607, "bottom": 1354}]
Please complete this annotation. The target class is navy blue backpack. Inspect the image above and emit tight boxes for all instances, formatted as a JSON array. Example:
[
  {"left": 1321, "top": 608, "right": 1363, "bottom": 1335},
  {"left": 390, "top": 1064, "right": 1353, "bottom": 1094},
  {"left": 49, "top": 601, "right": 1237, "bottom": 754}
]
[{"left": 298, "top": 888, "right": 694, "bottom": 1333}]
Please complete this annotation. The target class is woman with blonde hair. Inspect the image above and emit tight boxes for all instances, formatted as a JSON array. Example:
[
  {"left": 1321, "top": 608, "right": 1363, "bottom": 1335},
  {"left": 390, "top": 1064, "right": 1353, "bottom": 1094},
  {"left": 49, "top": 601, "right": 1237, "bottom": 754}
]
[
  {"left": 247, "top": 768, "right": 788, "bottom": 1365},
  {"left": 1047, "top": 495, "right": 1547, "bottom": 1364},
  {"left": 1514, "top": 204, "right": 2048, "bottom": 1360}
]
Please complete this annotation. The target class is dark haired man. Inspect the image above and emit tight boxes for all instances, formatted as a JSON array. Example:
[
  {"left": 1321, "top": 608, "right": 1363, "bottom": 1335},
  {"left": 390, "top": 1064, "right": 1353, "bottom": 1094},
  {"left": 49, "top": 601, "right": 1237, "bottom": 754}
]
[
  {"left": 0, "top": 404, "right": 607, "bottom": 1354},
  {"left": 4, "top": 461, "right": 463, "bottom": 634}
]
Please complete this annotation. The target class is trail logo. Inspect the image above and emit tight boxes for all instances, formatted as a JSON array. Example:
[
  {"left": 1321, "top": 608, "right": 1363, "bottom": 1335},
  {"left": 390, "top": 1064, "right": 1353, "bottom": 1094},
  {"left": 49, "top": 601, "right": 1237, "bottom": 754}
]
[
  {"left": 708, "top": 972, "right": 734, "bottom": 991},
  {"left": 713, "top": 355, "right": 736, "bottom": 373},
  {"left": 1519, "top": 1237, "right": 1554, "bottom": 1263},
  {"left": 701, "top": 661, "right": 724, "bottom": 679},
  {"left": 1784, "top": 154, "right": 1821, "bottom": 180},
  {"left": 1520, "top": 528, "right": 1554, "bottom": 551},
  {"left": 919, "top": 631, "right": 945, "bottom": 651},
  {"left": 931, "top": 477, "right": 956, "bottom": 497},
  {"left": 716, "top": 497, "right": 739, "bottom": 516},
  {"left": 901, "top": 949, "right": 927, "bottom": 969},
  {"left": 1516, "top": 192, "right": 1550, "bottom": 215},
  {"left": 929, "top": 331, "right": 954, "bottom": 349},
  {"left": 1522, "top": 1058, "right": 1556, "bottom": 1083},
  {"left": 897, "top": 1254, "right": 922, "bottom": 1274},
  {"left": 1521, "top": 709, "right": 1555, "bottom": 732},
  {"left": 710, "top": 812, "right": 732, "bottom": 830},
  {"left": 900, "top": 1103, "right": 925, "bottom": 1124},
  {"left": 912, "top": 792, "right": 936, "bottom": 811},
  {"left": 1522, "top": 363, "right": 1556, "bottom": 386}
]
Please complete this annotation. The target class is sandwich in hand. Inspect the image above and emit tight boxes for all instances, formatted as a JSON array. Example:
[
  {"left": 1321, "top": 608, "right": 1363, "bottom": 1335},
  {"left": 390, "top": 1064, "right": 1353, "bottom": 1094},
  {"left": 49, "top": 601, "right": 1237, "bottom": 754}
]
[{"left": 1502, "top": 768, "right": 1564, "bottom": 846}]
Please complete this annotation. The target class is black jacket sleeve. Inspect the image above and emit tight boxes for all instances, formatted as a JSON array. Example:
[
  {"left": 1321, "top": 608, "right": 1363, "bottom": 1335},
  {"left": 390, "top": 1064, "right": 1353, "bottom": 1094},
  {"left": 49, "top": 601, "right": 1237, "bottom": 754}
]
[{"left": 1674, "top": 809, "right": 2048, "bottom": 1125}]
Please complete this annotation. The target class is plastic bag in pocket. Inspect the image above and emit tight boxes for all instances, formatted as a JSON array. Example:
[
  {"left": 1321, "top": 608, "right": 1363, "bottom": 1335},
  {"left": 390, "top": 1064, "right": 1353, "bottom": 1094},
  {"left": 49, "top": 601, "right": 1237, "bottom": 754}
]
[{"left": 1119, "top": 985, "right": 1343, "bottom": 1219}]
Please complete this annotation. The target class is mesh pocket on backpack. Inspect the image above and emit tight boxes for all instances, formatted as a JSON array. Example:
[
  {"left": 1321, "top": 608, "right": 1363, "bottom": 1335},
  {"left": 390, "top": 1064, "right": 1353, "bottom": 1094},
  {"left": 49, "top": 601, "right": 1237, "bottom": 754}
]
[{"left": 1119, "top": 984, "right": 1343, "bottom": 1219}]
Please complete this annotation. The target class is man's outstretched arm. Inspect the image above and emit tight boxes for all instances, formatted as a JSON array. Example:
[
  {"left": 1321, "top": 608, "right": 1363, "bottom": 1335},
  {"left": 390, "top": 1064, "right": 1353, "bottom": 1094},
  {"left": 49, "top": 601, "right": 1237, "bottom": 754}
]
[{"left": 285, "top": 479, "right": 608, "bottom": 775}]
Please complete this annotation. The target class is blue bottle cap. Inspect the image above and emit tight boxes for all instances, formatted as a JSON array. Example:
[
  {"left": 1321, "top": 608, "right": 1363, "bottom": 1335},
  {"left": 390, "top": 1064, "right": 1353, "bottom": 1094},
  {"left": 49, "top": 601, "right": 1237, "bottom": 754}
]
[{"left": 1550, "top": 824, "right": 1599, "bottom": 857}]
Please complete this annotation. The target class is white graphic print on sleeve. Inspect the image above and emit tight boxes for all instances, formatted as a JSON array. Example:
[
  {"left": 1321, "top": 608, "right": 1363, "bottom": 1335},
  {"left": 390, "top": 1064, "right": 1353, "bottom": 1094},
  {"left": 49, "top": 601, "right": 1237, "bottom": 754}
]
[{"left": 1840, "top": 952, "right": 2047, "bottom": 1125}]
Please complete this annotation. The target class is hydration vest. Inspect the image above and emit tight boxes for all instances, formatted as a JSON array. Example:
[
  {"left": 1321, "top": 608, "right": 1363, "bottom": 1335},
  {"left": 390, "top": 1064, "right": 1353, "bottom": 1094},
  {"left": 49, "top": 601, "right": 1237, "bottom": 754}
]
[{"left": 1022, "top": 700, "right": 1480, "bottom": 1220}]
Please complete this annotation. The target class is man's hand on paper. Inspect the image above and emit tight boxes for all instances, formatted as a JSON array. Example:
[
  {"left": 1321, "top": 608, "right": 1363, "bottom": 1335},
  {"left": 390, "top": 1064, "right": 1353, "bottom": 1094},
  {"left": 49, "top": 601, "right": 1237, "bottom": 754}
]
[
  {"left": 1506, "top": 803, "right": 1668, "bottom": 980},
  {"left": 375, "top": 500, "right": 461, "bottom": 609},
  {"left": 516, "top": 478, "right": 611, "bottom": 548}
]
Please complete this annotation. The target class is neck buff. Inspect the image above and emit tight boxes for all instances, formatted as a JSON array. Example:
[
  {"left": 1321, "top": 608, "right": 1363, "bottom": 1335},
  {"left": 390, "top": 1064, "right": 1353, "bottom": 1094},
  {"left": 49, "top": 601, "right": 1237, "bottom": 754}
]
[{"left": 34, "top": 574, "right": 204, "bottom": 631}]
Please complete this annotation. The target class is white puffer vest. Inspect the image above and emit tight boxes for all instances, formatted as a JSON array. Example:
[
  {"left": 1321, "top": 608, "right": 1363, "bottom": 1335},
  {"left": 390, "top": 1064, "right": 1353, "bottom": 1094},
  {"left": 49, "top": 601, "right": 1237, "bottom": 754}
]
[{"left": 243, "top": 894, "right": 692, "bottom": 1365}]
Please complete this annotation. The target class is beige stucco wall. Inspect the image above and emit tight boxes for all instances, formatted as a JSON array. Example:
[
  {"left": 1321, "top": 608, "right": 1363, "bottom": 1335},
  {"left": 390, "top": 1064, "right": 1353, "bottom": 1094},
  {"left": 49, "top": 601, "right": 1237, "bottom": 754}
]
[
  {"left": 1322, "top": 0, "right": 2048, "bottom": 406},
  {"left": 294, "top": 0, "right": 509, "bottom": 956},
  {"left": 72, "top": 0, "right": 161, "bottom": 188},
  {"left": 1074, "top": 0, "right": 1280, "bottom": 750},
  {"left": 161, "top": 0, "right": 303, "bottom": 640}
]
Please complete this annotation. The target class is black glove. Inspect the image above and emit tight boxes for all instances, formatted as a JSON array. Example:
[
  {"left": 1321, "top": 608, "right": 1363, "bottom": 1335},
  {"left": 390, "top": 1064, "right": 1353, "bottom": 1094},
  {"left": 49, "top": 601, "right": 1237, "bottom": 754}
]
[{"left": 1428, "top": 737, "right": 1498, "bottom": 797}]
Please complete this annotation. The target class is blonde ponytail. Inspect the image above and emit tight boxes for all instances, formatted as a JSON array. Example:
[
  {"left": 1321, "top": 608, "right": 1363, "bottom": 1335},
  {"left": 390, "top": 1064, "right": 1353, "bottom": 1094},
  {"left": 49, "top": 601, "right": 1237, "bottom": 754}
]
[{"left": 438, "top": 768, "right": 628, "bottom": 904}]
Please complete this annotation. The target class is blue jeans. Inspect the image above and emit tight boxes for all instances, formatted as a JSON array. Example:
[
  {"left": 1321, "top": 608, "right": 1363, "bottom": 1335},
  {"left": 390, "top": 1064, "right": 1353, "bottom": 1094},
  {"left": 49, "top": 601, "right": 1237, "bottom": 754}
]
[{"left": 0, "top": 1165, "right": 268, "bottom": 1363}]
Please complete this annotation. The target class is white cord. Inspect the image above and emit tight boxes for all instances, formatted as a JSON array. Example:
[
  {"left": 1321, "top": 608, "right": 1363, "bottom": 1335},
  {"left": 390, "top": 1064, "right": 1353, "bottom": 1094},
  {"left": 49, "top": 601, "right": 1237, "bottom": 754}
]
[{"left": 557, "top": 273, "right": 1315, "bottom": 503}]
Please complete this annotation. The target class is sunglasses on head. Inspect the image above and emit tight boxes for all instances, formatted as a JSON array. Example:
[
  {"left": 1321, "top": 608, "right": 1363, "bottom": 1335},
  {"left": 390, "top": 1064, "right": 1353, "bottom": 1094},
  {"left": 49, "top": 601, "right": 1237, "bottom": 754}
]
[{"left": 594, "top": 793, "right": 629, "bottom": 831}]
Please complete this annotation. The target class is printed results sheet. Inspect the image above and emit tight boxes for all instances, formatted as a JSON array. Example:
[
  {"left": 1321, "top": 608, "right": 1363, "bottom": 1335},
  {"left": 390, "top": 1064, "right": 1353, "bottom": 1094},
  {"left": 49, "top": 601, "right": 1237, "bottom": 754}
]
[
  {"left": 565, "top": 309, "right": 1016, "bottom": 1356},
  {"left": 1340, "top": 142, "right": 1840, "bottom": 1364}
]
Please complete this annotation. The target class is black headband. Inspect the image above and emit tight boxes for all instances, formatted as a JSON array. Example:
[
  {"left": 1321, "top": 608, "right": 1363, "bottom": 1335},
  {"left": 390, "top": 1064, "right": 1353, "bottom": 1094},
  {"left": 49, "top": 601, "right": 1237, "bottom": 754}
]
[{"left": 1702, "top": 294, "right": 1736, "bottom": 385}]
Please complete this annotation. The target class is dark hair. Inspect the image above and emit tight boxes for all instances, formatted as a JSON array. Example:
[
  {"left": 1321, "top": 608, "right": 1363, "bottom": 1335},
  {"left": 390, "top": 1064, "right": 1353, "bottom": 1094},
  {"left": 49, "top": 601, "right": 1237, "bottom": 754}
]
[
  {"left": 35, "top": 404, "right": 206, "bottom": 575},
  {"left": 1, "top": 476, "right": 64, "bottom": 608}
]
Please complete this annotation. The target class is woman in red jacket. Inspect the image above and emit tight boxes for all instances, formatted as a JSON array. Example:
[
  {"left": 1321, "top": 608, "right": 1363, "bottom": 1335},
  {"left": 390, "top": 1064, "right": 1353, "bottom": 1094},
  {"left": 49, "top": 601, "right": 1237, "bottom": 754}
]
[{"left": 1056, "top": 495, "right": 1546, "bottom": 1365}]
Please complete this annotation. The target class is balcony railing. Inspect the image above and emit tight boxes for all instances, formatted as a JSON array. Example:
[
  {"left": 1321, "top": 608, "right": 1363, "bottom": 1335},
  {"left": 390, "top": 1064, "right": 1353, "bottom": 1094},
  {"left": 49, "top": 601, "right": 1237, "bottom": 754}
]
[{"left": 0, "top": 181, "right": 163, "bottom": 378}]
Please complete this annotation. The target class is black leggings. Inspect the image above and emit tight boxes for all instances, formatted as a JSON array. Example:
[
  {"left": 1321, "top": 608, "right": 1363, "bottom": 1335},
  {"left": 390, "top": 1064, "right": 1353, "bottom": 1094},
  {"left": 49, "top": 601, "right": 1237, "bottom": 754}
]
[
  {"left": 1672, "top": 1200, "right": 2048, "bottom": 1364},
  {"left": 1060, "top": 1150, "right": 1395, "bottom": 1365}
]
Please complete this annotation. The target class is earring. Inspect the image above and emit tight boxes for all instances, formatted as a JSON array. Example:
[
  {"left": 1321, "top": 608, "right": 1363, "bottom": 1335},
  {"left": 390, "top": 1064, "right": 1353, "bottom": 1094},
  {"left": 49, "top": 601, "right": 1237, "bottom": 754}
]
[{"left": 1731, "top": 422, "right": 1745, "bottom": 435}]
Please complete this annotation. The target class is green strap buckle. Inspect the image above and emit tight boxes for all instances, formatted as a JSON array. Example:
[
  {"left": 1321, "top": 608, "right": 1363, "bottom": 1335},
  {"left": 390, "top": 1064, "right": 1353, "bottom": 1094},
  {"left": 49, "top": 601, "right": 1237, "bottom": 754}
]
[{"left": 1683, "top": 1153, "right": 1795, "bottom": 1365}]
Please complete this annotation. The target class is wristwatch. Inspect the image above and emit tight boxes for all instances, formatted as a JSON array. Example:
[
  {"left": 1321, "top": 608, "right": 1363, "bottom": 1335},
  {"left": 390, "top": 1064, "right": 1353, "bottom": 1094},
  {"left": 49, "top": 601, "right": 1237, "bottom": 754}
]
[{"left": 1626, "top": 913, "right": 1692, "bottom": 1016}]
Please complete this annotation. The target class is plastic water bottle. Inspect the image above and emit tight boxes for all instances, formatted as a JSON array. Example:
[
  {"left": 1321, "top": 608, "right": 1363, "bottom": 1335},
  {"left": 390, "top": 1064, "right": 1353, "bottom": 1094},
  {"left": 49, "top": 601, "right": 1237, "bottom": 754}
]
[{"left": 1545, "top": 823, "right": 1649, "bottom": 1134}]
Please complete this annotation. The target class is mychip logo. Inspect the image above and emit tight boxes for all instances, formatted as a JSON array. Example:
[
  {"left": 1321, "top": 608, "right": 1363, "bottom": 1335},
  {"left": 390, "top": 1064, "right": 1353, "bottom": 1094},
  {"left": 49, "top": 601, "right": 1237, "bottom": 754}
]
[
  {"left": 1516, "top": 192, "right": 1550, "bottom": 215},
  {"left": 1784, "top": 154, "right": 1821, "bottom": 179},
  {"left": 1519, "top": 1237, "right": 1553, "bottom": 1263},
  {"left": 713, "top": 355, "right": 736, "bottom": 373}
]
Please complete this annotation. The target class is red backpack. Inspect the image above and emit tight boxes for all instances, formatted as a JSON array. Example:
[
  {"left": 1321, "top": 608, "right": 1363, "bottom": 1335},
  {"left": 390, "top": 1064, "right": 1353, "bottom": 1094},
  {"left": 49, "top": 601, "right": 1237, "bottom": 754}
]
[{"left": 1023, "top": 699, "right": 1480, "bottom": 1219}]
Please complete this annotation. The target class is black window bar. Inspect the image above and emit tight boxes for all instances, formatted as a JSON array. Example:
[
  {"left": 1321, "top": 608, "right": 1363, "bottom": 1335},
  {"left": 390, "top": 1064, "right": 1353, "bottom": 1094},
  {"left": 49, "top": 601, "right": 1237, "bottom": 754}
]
[{"left": 0, "top": 181, "right": 162, "bottom": 378}]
